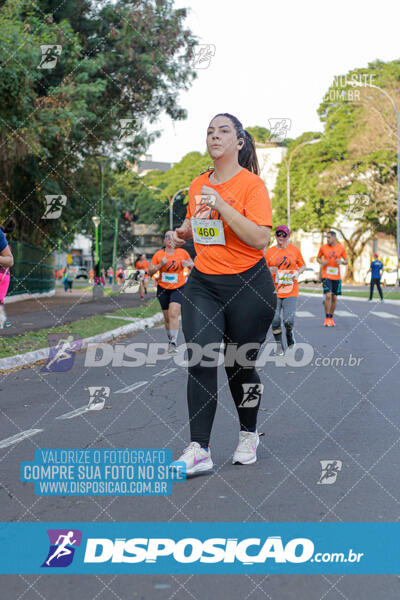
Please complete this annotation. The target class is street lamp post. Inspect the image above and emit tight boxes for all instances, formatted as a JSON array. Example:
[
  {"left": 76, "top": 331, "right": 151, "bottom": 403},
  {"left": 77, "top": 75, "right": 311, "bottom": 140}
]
[
  {"left": 112, "top": 215, "right": 119, "bottom": 291},
  {"left": 92, "top": 215, "right": 100, "bottom": 265},
  {"left": 348, "top": 80, "right": 400, "bottom": 286},
  {"left": 92, "top": 215, "right": 103, "bottom": 298},
  {"left": 148, "top": 186, "right": 189, "bottom": 230},
  {"left": 285, "top": 139, "right": 320, "bottom": 229},
  {"left": 95, "top": 155, "right": 109, "bottom": 285}
]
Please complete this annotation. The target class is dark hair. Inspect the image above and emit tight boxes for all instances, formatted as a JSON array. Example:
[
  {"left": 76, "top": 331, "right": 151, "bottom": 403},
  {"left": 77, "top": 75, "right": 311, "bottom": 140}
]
[
  {"left": 1, "top": 218, "right": 16, "bottom": 235},
  {"left": 213, "top": 113, "right": 260, "bottom": 175},
  {"left": 327, "top": 230, "right": 336, "bottom": 236}
]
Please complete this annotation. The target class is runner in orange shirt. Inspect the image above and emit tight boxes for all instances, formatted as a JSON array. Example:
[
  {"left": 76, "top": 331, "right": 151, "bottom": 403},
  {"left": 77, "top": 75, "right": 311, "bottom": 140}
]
[
  {"left": 317, "top": 230, "right": 348, "bottom": 327},
  {"left": 135, "top": 254, "right": 149, "bottom": 298},
  {"left": 265, "top": 225, "right": 306, "bottom": 354},
  {"left": 169, "top": 112, "right": 276, "bottom": 475},
  {"left": 149, "top": 232, "right": 193, "bottom": 352}
]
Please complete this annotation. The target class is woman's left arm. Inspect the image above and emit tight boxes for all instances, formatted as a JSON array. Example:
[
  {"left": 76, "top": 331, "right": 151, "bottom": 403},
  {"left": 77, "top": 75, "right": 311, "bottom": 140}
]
[
  {"left": 0, "top": 246, "right": 14, "bottom": 268},
  {"left": 201, "top": 184, "right": 271, "bottom": 250}
]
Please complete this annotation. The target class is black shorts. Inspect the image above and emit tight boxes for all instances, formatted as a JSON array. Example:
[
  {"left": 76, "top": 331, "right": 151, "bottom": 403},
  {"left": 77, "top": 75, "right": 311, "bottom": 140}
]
[
  {"left": 156, "top": 285, "right": 184, "bottom": 310},
  {"left": 322, "top": 278, "right": 342, "bottom": 296}
]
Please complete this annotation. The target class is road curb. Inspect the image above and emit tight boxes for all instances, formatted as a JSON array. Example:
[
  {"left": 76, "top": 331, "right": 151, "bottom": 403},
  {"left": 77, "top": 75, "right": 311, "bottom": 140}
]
[
  {"left": 4, "top": 290, "right": 56, "bottom": 304},
  {"left": 0, "top": 312, "right": 164, "bottom": 373}
]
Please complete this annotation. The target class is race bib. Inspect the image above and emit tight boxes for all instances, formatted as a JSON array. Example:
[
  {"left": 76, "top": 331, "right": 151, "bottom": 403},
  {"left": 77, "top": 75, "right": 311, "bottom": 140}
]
[
  {"left": 326, "top": 266, "right": 339, "bottom": 276},
  {"left": 191, "top": 218, "right": 226, "bottom": 245},
  {"left": 161, "top": 272, "right": 178, "bottom": 284},
  {"left": 276, "top": 271, "right": 294, "bottom": 285}
]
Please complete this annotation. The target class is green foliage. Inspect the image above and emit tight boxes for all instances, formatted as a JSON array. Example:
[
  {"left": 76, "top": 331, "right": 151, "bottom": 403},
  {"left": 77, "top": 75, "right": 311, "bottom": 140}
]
[{"left": 0, "top": 0, "right": 197, "bottom": 251}]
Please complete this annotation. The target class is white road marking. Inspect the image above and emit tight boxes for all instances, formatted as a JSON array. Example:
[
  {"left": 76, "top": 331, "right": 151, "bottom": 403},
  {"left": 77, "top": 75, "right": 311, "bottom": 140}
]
[
  {"left": 0, "top": 429, "right": 43, "bottom": 449},
  {"left": 295, "top": 311, "right": 314, "bottom": 317},
  {"left": 56, "top": 406, "right": 89, "bottom": 419},
  {"left": 115, "top": 381, "right": 148, "bottom": 394},
  {"left": 335, "top": 310, "right": 357, "bottom": 317},
  {"left": 371, "top": 311, "right": 400, "bottom": 319},
  {"left": 153, "top": 367, "right": 177, "bottom": 378}
]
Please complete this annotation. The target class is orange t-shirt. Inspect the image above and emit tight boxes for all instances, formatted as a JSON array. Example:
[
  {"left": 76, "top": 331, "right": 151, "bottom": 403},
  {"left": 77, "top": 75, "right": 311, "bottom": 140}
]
[
  {"left": 135, "top": 259, "right": 149, "bottom": 274},
  {"left": 185, "top": 168, "right": 272, "bottom": 275},
  {"left": 151, "top": 248, "right": 190, "bottom": 289},
  {"left": 265, "top": 243, "right": 305, "bottom": 298},
  {"left": 318, "top": 243, "right": 347, "bottom": 280}
]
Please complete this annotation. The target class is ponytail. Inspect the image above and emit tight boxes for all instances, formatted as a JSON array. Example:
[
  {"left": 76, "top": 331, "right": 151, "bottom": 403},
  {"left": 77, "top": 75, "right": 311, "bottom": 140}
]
[
  {"left": 214, "top": 113, "right": 260, "bottom": 175},
  {"left": 1, "top": 218, "right": 16, "bottom": 235}
]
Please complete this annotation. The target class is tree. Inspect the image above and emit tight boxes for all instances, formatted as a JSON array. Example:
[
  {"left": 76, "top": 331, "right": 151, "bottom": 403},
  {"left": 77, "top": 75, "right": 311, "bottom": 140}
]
[{"left": 0, "top": 0, "right": 198, "bottom": 251}]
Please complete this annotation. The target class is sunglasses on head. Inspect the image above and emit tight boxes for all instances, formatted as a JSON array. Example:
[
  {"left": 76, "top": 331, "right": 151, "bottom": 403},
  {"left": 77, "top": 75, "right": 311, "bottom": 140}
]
[{"left": 276, "top": 231, "right": 287, "bottom": 238}]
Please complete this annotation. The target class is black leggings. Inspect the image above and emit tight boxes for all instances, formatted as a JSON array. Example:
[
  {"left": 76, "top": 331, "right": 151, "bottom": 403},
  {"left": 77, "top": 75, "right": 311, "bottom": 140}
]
[
  {"left": 369, "top": 278, "right": 383, "bottom": 300},
  {"left": 181, "top": 258, "right": 277, "bottom": 447}
]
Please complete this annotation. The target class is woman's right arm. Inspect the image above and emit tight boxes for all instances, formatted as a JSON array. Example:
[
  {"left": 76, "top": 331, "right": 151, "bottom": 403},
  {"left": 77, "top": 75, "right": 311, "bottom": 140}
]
[{"left": 171, "top": 218, "right": 192, "bottom": 248}]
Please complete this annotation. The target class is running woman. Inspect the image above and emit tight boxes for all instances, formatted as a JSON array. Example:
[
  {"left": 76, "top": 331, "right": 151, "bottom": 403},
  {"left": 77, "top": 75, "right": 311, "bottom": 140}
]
[
  {"left": 368, "top": 253, "right": 384, "bottom": 302},
  {"left": 149, "top": 232, "right": 193, "bottom": 353},
  {"left": 317, "top": 230, "right": 348, "bottom": 326},
  {"left": 0, "top": 221, "right": 14, "bottom": 329},
  {"left": 170, "top": 113, "right": 276, "bottom": 475},
  {"left": 135, "top": 253, "right": 149, "bottom": 298},
  {"left": 265, "top": 225, "right": 306, "bottom": 354}
]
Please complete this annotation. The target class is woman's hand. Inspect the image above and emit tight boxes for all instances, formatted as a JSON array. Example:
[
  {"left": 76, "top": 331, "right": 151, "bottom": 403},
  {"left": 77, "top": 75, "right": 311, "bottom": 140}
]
[{"left": 200, "top": 185, "right": 224, "bottom": 212}]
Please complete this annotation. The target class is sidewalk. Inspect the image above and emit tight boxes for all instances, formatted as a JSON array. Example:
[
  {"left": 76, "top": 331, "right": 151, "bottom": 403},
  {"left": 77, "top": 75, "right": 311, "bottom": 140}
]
[{"left": 1, "top": 284, "right": 156, "bottom": 338}]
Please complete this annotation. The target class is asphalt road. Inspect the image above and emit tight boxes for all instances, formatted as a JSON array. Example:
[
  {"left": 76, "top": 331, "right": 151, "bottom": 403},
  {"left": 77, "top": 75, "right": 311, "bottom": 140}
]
[{"left": 1, "top": 293, "right": 399, "bottom": 598}]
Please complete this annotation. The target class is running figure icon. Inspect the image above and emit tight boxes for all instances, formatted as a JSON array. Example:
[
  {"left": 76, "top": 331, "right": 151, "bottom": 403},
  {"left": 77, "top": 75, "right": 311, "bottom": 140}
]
[{"left": 45, "top": 531, "right": 77, "bottom": 566}]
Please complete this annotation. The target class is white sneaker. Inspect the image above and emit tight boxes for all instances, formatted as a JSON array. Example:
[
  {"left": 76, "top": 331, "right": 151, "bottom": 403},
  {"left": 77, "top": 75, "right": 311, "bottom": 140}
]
[
  {"left": 168, "top": 342, "right": 178, "bottom": 353},
  {"left": 170, "top": 442, "right": 213, "bottom": 476},
  {"left": 274, "top": 343, "right": 284, "bottom": 356},
  {"left": 232, "top": 431, "right": 260, "bottom": 465}
]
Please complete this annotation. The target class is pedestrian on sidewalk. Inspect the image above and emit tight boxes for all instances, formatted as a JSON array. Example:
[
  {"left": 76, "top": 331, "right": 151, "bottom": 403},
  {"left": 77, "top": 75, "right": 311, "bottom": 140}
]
[
  {"left": 368, "top": 253, "right": 384, "bottom": 302},
  {"left": 63, "top": 266, "right": 75, "bottom": 292},
  {"left": 107, "top": 266, "right": 113, "bottom": 285},
  {"left": 0, "top": 220, "right": 15, "bottom": 328}
]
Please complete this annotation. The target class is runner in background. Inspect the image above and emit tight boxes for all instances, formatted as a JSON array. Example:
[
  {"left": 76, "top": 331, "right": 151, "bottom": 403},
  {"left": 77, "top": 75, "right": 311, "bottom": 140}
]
[
  {"left": 317, "top": 231, "right": 348, "bottom": 326},
  {"left": 368, "top": 253, "right": 384, "bottom": 302},
  {"left": 135, "top": 253, "right": 149, "bottom": 299},
  {"left": 0, "top": 220, "right": 14, "bottom": 329},
  {"left": 107, "top": 266, "right": 113, "bottom": 285},
  {"left": 116, "top": 265, "right": 124, "bottom": 286},
  {"left": 265, "top": 225, "right": 306, "bottom": 354},
  {"left": 149, "top": 232, "right": 193, "bottom": 353},
  {"left": 170, "top": 112, "right": 276, "bottom": 475}
]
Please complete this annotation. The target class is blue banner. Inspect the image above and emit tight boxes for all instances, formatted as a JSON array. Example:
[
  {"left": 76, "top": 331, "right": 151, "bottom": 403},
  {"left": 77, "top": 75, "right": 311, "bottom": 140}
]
[{"left": 0, "top": 522, "right": 398, "bottom": 574}]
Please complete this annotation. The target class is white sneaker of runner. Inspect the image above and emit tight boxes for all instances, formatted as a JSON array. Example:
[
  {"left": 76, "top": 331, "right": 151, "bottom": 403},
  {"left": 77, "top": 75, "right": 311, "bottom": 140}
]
[
  {"left": 168, "top": 342, "right": 178, "bottom": 353},
  {"left": 232, "top": 431, "right": 260, "bottom": 465},
  {"left": 170, "top": 442, "right": 213, "bottom": 476}
]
